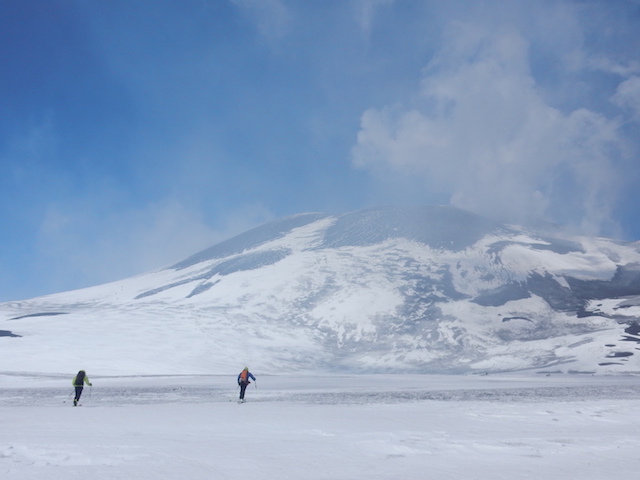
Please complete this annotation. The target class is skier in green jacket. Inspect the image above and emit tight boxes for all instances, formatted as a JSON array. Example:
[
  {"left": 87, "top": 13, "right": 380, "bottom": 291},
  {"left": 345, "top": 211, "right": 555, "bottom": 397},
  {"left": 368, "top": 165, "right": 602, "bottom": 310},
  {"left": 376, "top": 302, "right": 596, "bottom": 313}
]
[{"left": 72, "top": 370, "right": 92, "bottom": 406}]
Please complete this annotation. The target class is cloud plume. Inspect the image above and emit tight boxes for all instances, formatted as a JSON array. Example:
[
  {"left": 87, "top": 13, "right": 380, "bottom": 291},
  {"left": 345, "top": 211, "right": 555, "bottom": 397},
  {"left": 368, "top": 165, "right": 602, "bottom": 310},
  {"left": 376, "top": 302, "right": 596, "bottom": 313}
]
[{"left": 352, "top": 21, "right": 632, "bottom": 236}]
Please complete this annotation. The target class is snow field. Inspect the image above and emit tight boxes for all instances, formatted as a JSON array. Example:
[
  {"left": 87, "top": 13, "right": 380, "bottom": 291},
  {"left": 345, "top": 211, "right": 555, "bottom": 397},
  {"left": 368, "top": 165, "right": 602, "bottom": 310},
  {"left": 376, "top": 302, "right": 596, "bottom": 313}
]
[{"left": 2, "top": 374, "right": 640, "bottom": 480}]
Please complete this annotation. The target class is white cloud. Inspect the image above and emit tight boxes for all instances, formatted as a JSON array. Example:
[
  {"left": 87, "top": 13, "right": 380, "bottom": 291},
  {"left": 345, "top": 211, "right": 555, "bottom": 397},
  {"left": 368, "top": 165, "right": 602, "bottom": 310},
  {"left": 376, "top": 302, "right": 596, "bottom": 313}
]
[
  {"left": 352, "top": 22, "right": 627, "bottom": 235},
  {"left": 350, "top": 0, "right": 394, "bottom": 37},
  {"left": 613, "top": 76, "right": 640, "bottom": 121},
  {"left": 231, "top": 0, "right": 292, "bottom": 41},
  {"left": 588, "top": 56, "right": 640, "bottom": 78},
  {"left": 37, "top": 199, "right": 275, "bottom": 292}
]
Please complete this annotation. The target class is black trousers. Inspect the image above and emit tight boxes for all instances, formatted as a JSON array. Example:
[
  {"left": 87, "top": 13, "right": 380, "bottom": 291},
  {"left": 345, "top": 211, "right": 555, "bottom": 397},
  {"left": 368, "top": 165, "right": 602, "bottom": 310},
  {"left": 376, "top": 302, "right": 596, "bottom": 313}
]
[
  {"left": 74, "top": 386, "right": 84, "bottom": 401},
  {"left": 239, "top": 382, "right": 248, "bottom": 399}
]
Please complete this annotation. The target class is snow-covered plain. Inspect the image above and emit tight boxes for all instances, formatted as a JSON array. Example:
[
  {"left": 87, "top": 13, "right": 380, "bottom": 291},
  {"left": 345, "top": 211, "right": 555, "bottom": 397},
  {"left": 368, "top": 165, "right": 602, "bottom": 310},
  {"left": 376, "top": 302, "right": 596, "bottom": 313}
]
[{"left": 3, "top": 372, "right": 640, "bottom": 480}]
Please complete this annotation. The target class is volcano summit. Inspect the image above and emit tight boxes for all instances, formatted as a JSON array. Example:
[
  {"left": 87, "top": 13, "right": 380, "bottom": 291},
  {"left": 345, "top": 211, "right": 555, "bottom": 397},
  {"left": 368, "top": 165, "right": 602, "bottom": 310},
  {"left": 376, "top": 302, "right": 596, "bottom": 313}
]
[{"left": 2, "top": 206, "right": 640, "bottom": 375}]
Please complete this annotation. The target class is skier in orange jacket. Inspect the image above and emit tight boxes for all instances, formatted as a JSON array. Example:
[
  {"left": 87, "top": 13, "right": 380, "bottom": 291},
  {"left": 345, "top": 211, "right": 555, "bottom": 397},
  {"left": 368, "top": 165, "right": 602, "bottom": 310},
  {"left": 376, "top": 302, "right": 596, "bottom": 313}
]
[{"left": 237, "top": 367, "right": 255, "bottom": 403}]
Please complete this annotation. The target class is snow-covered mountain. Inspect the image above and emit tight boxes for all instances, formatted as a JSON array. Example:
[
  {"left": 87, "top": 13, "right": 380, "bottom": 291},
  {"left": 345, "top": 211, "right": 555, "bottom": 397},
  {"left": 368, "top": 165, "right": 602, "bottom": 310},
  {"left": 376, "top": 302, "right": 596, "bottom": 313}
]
[{"left": 2, "top": 205, "right": 640, "bottom": 375}]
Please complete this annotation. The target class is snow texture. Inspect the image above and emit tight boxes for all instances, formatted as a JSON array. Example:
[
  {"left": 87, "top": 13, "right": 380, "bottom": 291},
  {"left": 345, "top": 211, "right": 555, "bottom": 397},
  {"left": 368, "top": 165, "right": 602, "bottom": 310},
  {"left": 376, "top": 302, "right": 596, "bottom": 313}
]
[{"left": 2, "top": 373, "right": 640, "bottom": 480}]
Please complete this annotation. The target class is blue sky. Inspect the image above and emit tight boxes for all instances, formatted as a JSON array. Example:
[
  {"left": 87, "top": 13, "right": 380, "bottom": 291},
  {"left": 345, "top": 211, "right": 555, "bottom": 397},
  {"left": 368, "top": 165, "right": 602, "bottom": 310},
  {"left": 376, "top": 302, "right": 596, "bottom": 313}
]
[{"left": 1, "top": 0, "right": 639, "bottom": 301}]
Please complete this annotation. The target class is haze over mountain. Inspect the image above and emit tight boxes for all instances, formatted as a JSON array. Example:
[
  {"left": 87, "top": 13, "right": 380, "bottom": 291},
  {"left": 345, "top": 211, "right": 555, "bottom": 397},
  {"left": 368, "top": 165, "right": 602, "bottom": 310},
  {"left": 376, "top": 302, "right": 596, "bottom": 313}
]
[{"left": 2, "top": 206, "right": 640, "bottom": 376}]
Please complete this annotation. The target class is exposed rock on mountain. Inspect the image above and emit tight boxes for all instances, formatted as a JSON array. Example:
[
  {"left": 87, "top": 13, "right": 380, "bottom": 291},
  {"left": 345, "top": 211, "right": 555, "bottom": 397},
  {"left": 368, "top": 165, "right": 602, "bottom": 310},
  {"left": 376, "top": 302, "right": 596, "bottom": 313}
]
[{"left": 2, "top": 206, "right": 640, "bottom": 375}]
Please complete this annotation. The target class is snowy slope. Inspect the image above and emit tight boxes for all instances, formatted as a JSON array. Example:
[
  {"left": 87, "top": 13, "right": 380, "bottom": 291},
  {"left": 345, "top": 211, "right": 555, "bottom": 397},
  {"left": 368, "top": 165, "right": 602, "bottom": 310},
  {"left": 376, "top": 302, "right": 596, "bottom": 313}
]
[{"left": 2, "top": 205, "right": 640, "bottom": 376}]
